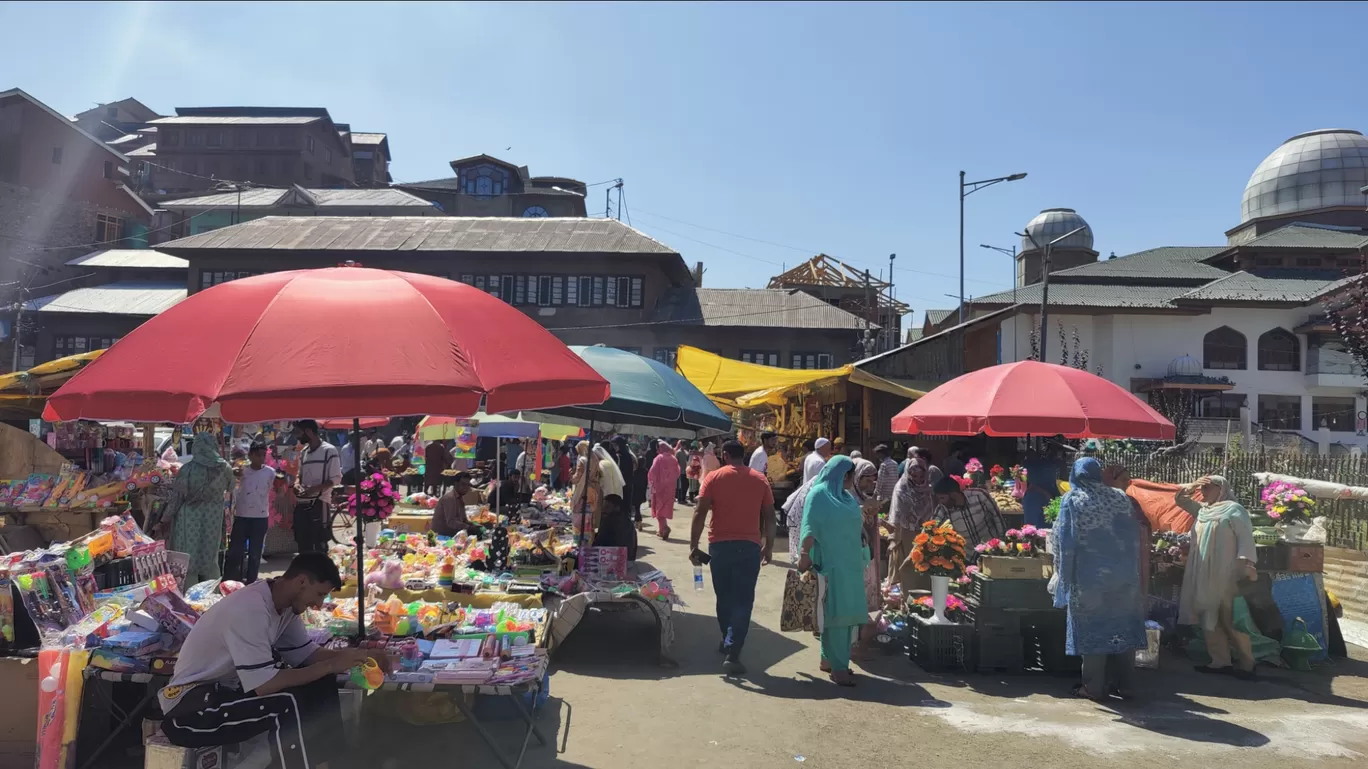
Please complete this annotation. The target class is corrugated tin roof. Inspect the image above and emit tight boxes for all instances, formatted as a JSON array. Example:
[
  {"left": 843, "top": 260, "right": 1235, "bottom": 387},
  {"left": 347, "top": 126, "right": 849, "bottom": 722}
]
[
  {"left": 1174, "top": 270, "right": 1350, "bottom": 303},
  {"left": 161, "top": 188, "right": 289, "bottom": 208},
  {"left": 349, "top": 133, "right": 386, "bottom": 145},
  {"left": 65, "top": 249, "right": 188, "bottom": 269},
  {"left": 108, "top": 133, "right": 143, "bottom": 145},
  {"left": 160, "top": 216, "right": 678, "bottom": 254},
  {"left": 925, "top": 309, "right": 954, "bottom": 325},
  {"left": 308, "top": 189, "right": 431, "bottom": 207},
  {"left": 1240, "top": 224, "right": 1368, "bottom": 249},
  {"left": 972, "top": 282, "right": 1188, "bottom": 309},
  {"left": 148, "top": 116, "right": 320, "bottom": 125},
  {"left": 1050, "top": 246, "right": 1230, "bottom": 280},
  {"left": 127, "top": 143, "right": 156, "bottom": 157},
  {"left": 651, "top": 287, "right": 870, "bottom": 330},
  {"left": 159, "top": 188, "right": 434, "bottom": 210},
  {"left": 24, "top": 281, "right": 187, "bottom": 315}
]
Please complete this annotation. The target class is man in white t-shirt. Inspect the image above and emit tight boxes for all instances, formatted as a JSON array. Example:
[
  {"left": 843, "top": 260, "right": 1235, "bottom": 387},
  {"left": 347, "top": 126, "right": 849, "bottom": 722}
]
[
  {"left": 749, "top": 431, "right": 777, "bottom": 477},
  {"left": 160, "top": 554, "right": 384, "bottom": 769},
  {"left": 802, "top": 437, "right": 833, "bottom": 484},
  {"left": 293, "top": 420, "right": 341, "bottom": 555},
  {"left": 224, "top": 442, "right": 276, "bottom": 583}
]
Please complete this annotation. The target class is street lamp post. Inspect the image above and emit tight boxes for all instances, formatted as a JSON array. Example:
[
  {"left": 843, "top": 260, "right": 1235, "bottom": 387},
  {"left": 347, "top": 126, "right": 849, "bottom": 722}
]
[
  {"left": 980, "top": 243, "right": 1018, "bottom": 360},
  {"left": 960, "top": 170, "right": 1027, "bottom": 323},
  {"left": 1015, "top": 225, "right": 1089, "bottom": 362}
]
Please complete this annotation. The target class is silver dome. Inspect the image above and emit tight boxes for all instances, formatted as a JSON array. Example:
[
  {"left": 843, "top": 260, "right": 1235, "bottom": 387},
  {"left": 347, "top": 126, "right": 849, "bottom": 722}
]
[
  {"left": 1240, "top": 129, "right": 1368, "bottom": 223},
  {"left": 1167, "top": 354, "right": 1202, "bottom": 379},
  {"left": 1020, "top": 208, "right": 1093, "bottom": 253}
]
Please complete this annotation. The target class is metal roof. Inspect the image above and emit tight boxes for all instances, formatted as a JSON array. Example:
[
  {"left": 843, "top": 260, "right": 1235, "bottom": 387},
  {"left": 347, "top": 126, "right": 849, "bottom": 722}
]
[
  {"left": 65, "top": 249, "right": 188, "bottom": 269},
  {"left": 108, "top": 133, "right": 143, "bottom": 145},
  {"left": 148, "top": 116, "right": 320, "bottom": 125},
  {"left": 1239, "top": 223, "right": 1368, "bottom": 249},
  {"left": 127, "top": 143, "right": 156, "bottom": 157},
  {"left": 1049, "top": 246, "right": 1230, "bottom": 281},
  {"left": 924, "top": 308, "right": 955, "bottom": 325},
  {"left": 972, "top": 282, "right": 1190, "bottom": 309},
  {"left": 159, "top": 216, "right": 679, "bottom": 255},
  {"left": 24, "top": 281, "right": 187, "bottom": 315},
  {"left": 0, "top": 88, "right": 128, "bottom": 163},
  {"left": 857, "top": 307, "right": 1016, "bottom": 366},
  {"left": 159, "top": 187, "right": 434, "bottom": 210},
  {"left": 397, "top": 177, "right": 584, "bottom": 197},
  {"left": 349, "top": 132, "right": 386, "bottom": 145},
  {"left": 651, "top": 287, "right": 871, "bottom": 330},
  {"left": 1173, "top": 270, "right": 1350, "bottom": 304}
]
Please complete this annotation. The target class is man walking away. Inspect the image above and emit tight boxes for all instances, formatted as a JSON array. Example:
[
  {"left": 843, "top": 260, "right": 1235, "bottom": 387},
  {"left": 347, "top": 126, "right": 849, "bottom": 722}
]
[
  {"left": 874, "top": 444, "right": 899, "bottom": 507},
  {"left": 803, "top": 437, "right": 833, "bottom": 485},
  {"left": 750, "top": 431, "right": 777, "bottom": 476},
  {"left": 690, "top": 440, "right": 775, "bottom": 676},
  {"left": 293, "top": 420, "right": 340, "bottom": 555},
  {"left": 224, "top": 443, "right": 274, "bottom": 583}
]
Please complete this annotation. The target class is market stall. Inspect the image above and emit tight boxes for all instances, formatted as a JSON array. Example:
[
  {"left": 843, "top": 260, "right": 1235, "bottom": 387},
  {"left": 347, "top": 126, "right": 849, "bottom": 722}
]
[{"left": 38, "top": 265, "right": 615, "bottom": 769}]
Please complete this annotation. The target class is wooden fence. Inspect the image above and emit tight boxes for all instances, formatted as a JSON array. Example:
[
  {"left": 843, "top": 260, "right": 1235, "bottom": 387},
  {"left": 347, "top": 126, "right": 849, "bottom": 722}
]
[{"left": 1097, "top": 450, "right": 1368, "bottom": 551}]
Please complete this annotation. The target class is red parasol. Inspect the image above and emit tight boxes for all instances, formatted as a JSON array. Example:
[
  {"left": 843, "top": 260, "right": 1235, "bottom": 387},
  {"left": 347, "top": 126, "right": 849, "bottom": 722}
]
[
  {"left": 890, "top": 361, "right": 1175, "bottom": 440},
  {"left": 319, "top": 417, "right": 389, "bottom": 430},
  {"left": 43, "top": 266, "right": 611, "bottom": 424}
]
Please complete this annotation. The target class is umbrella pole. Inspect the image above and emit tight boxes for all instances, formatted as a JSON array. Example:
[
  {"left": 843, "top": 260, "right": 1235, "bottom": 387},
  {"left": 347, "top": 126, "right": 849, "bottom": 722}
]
[
  {"left": 577, "top": 424, "right": 595, "bottom": 568},
  {"left": 353, "top": 418, "right": 365, "bottom": 641},
  {"left": 495, "top": 438, "right": 501, "bottom": 512}
]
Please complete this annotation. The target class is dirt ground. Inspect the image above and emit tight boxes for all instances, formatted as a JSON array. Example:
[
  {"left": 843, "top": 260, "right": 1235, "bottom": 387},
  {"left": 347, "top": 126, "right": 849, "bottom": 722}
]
[{"left": 349, "top": 504, "right": 1368, "bottom": 769}]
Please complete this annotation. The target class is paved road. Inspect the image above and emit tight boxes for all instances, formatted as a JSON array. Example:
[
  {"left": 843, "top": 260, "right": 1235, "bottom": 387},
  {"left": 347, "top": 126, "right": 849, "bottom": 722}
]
[{"left": 348, "top": 504, "right": 1368, "bottom": 768}]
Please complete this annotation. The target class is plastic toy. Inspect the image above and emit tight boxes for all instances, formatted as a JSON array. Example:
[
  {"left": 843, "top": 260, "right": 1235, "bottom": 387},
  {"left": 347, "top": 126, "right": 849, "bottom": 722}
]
[{"left": 349, "top": 658, "right": 385, "bottom": 690}]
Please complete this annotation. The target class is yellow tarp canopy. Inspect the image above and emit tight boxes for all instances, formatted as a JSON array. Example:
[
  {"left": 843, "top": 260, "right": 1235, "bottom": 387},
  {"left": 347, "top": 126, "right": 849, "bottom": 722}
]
[
  {"left": 0, "top": 349, "right": 106, "bottom": 393},
  {"left": 675, "top": 345, "right": 923, "bottom": 408}
]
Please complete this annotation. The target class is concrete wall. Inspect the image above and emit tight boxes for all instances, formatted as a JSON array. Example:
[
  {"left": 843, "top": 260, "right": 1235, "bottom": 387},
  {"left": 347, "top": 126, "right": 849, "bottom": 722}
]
[
  {"left": 0, "top": 180, "right": 149, "bottom": 283},
  {"left": 1325, "top": 547, "right": 1368, "bottom": 648}
]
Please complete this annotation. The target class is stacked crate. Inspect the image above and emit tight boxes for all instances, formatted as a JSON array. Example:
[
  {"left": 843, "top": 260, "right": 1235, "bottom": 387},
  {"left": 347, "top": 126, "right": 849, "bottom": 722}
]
[{"left": 965, "top": 572, "right": 1053, "bottom": 674}]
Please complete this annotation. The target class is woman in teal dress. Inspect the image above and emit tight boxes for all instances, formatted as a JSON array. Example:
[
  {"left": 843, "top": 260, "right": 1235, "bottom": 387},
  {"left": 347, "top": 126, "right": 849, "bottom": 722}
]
[
  {"left": 796, "top": 455, "right": 870, "bottom": 687},
  {"left": 163, "top": 433, "right": 234, "bottom": 585}
]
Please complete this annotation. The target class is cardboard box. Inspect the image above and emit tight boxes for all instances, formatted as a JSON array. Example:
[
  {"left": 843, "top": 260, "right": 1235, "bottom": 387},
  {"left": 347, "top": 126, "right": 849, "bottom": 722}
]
[
  {"left": 1287, "top": 543, "right": 1325, "bottom": 573},
  {"left": 978, "top": 555, "right": 1052, "bottom": 580}
]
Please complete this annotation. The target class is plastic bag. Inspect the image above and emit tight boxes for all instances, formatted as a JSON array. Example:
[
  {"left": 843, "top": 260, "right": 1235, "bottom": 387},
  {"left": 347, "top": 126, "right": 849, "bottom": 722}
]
[
  {"left": 1135, "top": 622, "right": 1162, "bottom": 669},
  {"left": 1282, "top": 516, "right": 1328, "bottom": 544}
]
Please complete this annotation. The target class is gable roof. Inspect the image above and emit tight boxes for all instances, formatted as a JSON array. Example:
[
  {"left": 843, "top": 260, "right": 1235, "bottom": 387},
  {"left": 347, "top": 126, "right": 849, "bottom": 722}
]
[
  {"left": 149, "top": 115, "right": 321, "bottom": 126},
  {"left": 651, "top": 287, "right": 872, "bottom": 330},
  {"left": 159, "top": 216, "right": 679, "bottom": 256},
  {"left": 158, "top": 187, "right": 434, "bottom": 210},
  {"left": 447, "top": 154, "right": 525, "bottom": 177},
  {"left": 1172, "top": 269, "right": 1350, "bottom": 304},
  {"left": 924, "top": 309, "right": 955, "bottom": 326},
  {"left": 24, "top": 281, "right": 186, "bottom": 315},
  {"left": 1237, "top": 223, "right": 1368, "bottom": 249},
  {"left": 972, "top": 281, "right": 1193, "bottom": 310},
  {"left": 1049, "top": 246, "right": 1229, "bottom": 281},
  {"left": 66, "top": 249, "right": 187, "bottom": 269},
  {"left": 73, "top": 97, "right": 160, "bottom": 123},
  {"left": 857, "top": 307, "right": 1015, "bottom": 366},
  {"left": 0, "top": 88, "right": 127, "bottom": 163}
]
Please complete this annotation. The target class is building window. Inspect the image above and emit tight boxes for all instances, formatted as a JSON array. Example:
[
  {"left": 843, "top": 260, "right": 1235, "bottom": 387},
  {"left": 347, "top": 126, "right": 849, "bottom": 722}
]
[
  {"left": 1295, "top": 256, "right": 1322, "bottom": 267},
  {"left": 1198, "top": 392, "right": 1244, "bottom": 419},
  {"left": 55, "top": 335, "right": 120, "bottom": 359},
  {"left": 1257, "top": 328, "right": 1300, "bottom": 371},
  {"left": 187, "top": 132, "right": 204, "bottom": 146},
  {"left": 103, "top": 161, "right": 114, "bottom": 179},
  {"left": 791, "top": 352, "right": 834, "bottom": 370},
  {"left": 51, "top": 146, "right": 62, "bottom": 164},
  {"left": 306, "top": 135, "right": 315, "bottom": 153},
  {"left": 303, "top": 163, "right": 313, "bottom": 181},
  {"left": 94, "top": 214, "right": 123, "bottom": 244},
  {"left": 630, "top": 277, "right": 643, "bottom": 308},
  {"left": 1203, "top": 326, "right": 1246, "bottom": 370},
  {"left": 199, "top": 270, "right": 260, "bottom": 291},
  {"left": 537, "top": 276, "right": 553, "bottom": 306},
  {"left": 17, "top": 345, "right": 34, "bottom": 370},
  {"left": 552, "top": 276, "right": 564, "bottom": 305},
  {"left": 207, "top": 131, "right": 223, "bottom": 147},
  {"left": 522, "top": 206, "right": 550, "bottom": 218},
  {"left": 653, "top": 348, "right": 677, "bottom": 366},
  {"left": 1254, "top": 256, "right": 1281, "bottom": 267},
  {"left": 324, "top": 148, "right": 332, "bottom": 163},
  {"left": 577, "top": 277, "right": 592, "bottom": 307},
  {"left": 592, "top": 277, "right": 605, "bottom": 306},
  {"left": 236, "top": 130, "right": 250, "bottom": 147},
  {"left": 1258, "top": 395, "right": 1301, "bottom": 430},
  {"left": 741, "top": 350, "right": 780, "bottom": 366},
  {"left": 163, "top": 130, "right": 180, "bottom": 146},
  {"left": 566, "top": 275, "right": 579, "bottom": 305},
  {"left": 462, "top": 164, "right": 509, "bottom": 199},
  {"left": 1312, "top": 396, "right": 1356, "bottom": 431}
]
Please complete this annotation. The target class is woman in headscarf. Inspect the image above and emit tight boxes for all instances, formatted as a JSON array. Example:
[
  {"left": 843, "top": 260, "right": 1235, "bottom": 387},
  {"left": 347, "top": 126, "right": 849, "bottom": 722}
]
[
  {"left": 593, "top": 444, "right": 626, "bottom": 532},
  {"left": 684, "top": 442, "right": 704, "bottom": 503},
  {"left": 700, "top": 440, "right": 721, "bottom": 479},
  {"left": 1053, "top": 457, "right": 1147, "bottom": 700},
  {"left": 886, "top": 458, "right": 938, "bottom": 584},
  {"left": 796, "top": 456, "right": 869, "bottom": 686},
  {"left": 647, "top": 441, "right": 682, "bottom": 539},
  {"left": 1176, "top": 474, "right": 1258, "bottom": 679},
  {"left": 783, "top": 475, "right": 817, "bottom": 567},
  {"left": 570, "top": 441, "right": 595, "bottom": 534},
  {"left": 849, "top": 458, "right": 883, "bottom": 613},
  {"left": 160, "top": 433, "right": 234, "bottom": 585},
  {"left": 673, "top": 440, "right": 691, "bottom": 503}
]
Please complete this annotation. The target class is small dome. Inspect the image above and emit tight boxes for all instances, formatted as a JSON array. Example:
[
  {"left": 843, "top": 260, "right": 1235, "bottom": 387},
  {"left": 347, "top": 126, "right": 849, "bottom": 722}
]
[
  {"left": 1167, "top": 354, "right": 1202, "bottom": 379},
  {"left": 1020, "top": 208, "right": 1093, "bottom": 253},
  {"left": 1241, "top": 129, "right": 1368, "bottom": 223}
]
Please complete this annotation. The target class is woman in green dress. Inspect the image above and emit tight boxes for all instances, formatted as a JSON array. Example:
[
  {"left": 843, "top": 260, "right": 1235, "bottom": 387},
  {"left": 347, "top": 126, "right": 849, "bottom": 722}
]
[
  {"left": 796, "top": 455, "right": 870, "bottom": 687},
  {"left": 1175, "top": 474, "right": 1258, "bottom": 679},
  {"left": 162, "top": 433, "right": 234, "bottom": 585}
]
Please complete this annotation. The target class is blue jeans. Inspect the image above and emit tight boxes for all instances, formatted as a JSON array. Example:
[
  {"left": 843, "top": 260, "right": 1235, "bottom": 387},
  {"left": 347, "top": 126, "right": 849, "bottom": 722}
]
[
  {"left": 709, "top": 539, "right": 762, "bottom": 658},
  {"left": 224, "top": 516, "right": 269, "bottom": 583}
]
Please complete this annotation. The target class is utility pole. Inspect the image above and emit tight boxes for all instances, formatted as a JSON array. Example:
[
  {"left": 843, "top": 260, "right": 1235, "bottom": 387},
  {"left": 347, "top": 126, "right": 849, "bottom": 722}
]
[
  {"left": 1016, "top": 225, "right": 1088, "bottom": 363},
  {"left": 862, "top": 269, "right": 875, "bottom": 358},
  {"left": 887, "top": 253, "right": 896, "bottom": 350},
  {"left": 605, "top": 179, "right": 624, "bottom": 220}
]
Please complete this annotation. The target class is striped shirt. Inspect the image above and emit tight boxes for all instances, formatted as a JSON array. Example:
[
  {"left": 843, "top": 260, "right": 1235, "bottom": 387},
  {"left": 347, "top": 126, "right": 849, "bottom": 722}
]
[
  {"left": 297, "top": 441, "right": 341, "bottom": 499},
  {"left": 875, "top": 458, "right": 900, "bottom": 502},
  {"left": 934, "top": 488, "right": 1007, "bottom": 551}
]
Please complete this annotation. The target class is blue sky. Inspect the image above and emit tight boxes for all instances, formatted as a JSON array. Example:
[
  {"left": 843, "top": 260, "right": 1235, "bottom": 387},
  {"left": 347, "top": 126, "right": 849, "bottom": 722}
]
[{"left": 4, "top": 1, "right": 1368, "bottom": 324}]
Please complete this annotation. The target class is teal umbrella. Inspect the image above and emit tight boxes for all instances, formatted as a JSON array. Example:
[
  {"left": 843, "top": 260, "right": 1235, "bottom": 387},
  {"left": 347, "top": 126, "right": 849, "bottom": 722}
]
[{"left": 524, "top": 345, "right": 732, "bottom": 437}]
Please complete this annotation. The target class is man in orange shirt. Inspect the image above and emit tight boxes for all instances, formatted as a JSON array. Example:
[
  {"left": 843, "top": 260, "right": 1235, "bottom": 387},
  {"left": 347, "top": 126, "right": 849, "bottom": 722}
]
[{"left": 690, "top": 440, "right": 776, "bottom": 676}]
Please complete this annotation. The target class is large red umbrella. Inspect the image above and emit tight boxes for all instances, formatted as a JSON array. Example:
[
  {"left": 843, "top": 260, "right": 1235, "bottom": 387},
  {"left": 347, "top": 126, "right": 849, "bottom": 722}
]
[
  {"left": 43, "top": 266, "right": 611, "bottom": 423},
  {"left": 890, "top": 361, "right": 1175, "bottom": 440}
]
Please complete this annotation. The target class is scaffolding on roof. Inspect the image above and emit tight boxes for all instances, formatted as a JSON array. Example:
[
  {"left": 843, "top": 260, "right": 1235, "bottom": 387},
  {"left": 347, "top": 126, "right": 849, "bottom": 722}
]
[{"left": 767, "top": 254, "right": 910, "bottom": 315}]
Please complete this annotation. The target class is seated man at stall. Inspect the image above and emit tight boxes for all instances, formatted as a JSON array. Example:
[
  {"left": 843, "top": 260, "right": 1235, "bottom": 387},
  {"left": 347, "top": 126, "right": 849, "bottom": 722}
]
[
  {"left": 431, "top": 471, "right": 484, "bottom": 537},
  {"left": 931, "top": 475, "right": 1007, "bottom": 552},
  {"left": 159, "top": 553, "right": 387, "bottom": 769}
]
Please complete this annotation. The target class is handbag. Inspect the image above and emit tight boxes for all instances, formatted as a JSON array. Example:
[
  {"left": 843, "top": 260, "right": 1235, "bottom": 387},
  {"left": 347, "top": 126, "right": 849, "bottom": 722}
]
[{"left": 780, "top": 569, "right": 819, "bottom": 633}]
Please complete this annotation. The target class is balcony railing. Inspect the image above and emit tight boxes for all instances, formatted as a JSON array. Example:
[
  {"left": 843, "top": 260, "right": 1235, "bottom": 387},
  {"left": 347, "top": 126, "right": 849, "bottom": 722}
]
[{"left": 1307, "top": 346, "right": 1364, "bottom": 377}]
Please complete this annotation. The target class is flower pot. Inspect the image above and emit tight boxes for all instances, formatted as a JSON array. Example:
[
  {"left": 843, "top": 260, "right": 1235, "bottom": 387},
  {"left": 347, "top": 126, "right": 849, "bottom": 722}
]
[{"left": 927, "top": 575, "right": 951, "bottom": 625}]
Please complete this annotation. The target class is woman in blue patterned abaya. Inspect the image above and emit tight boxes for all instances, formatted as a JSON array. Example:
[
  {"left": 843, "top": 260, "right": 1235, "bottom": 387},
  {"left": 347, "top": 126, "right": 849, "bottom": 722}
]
[{"left": 1052, "top": 457, "right": 1146, "bottom": 700}]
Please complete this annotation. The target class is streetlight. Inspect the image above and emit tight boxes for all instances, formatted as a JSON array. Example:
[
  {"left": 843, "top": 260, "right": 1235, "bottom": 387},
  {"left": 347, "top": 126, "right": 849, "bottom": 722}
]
[
  {"left": 980, "top": 243, "right": 1018, "bottom": 360},
  {"left": 960, "top": 170, "right": 1027, "bottom": 323},
  {"left": 1015, "top": 224, "right": 1089, "bottom": 362}
]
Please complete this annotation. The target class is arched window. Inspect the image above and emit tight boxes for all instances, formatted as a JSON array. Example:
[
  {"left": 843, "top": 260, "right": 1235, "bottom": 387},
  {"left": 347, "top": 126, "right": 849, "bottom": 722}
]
[
  {"left": 522, "top": 206, "right": 549, "bottom": 218},
  {"left": 1258, "top": 328, "right": 1300, "bottom": 371},
  {"left": 1203, "top": 326, "right": 1246, "bottom": 370}
]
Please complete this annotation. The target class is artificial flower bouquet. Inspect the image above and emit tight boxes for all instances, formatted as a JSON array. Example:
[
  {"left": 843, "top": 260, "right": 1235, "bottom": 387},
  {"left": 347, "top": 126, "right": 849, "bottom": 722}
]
[
  {"left": 989, "top": 464, "right": 1008, "bottom": 490},
  {"left": 974, "top": 525, "right": 1046, "bottom": 558},
  {"left": 908, "top": 520, "right": 968, "bottom": 577},
  {"left": 964, "top": 458, "right": 986, "bottom": 487},
  {"left": 1261, "top": 480, "right": 1316, "bottom": 523},
  {"left": 910, "top": 593, "right": 968, "bottom": 622},
  {"left": 348, "top": 472, "right": 398, "bottom": 520}
]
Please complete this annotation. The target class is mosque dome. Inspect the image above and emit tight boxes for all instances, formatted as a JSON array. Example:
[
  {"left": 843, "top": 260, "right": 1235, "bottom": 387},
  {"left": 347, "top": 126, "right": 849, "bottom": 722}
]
[
  {"left": 1020, "top": 208, "right": 1093, "bottom": 254},
  {"left": 1166, "top": 354, "right": 1202, "bottom": 379},
  {"left": 1240, "top": 129, "right": 1368, "bottom": 223}
]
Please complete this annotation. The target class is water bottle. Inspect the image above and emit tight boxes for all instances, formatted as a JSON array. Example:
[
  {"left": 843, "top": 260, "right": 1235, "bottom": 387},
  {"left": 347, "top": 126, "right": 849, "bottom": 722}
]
[{"left": 693, "top": 564, "right": 705, "bottom": 591}]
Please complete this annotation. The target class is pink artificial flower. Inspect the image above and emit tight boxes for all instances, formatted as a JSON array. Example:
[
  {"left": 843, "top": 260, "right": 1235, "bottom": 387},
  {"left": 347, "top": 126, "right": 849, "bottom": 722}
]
[
  {"left": 965, "top": 565, "right": 980, "bottom": 576},
  {"left": 371, "top": 473, "right": 384, "bottom": 482},
  {"left": 985, "top": 538, "right": 1002, "bottom": 549},
  {"left": 1019, "top": 542, "right": 1033, "bottom": 552},
  {"left": 360, "top": 480, "right": 374, "bottom": 491},
  {"left": 1005, "top": 528, "right": 1022, "bottom": 539},
  {"left": 974, "top": 543, "right": 987, "bottom": 553},
  {"left": 1021, "top": 524, "right": 1038, "bottom": 536}
]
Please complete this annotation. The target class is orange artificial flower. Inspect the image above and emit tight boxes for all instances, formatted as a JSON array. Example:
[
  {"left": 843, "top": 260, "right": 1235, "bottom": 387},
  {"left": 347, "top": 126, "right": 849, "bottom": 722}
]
[
  {"left": 914, "top": 533, "right": 930, "bottom": 545},
  {"left": 915, "top": 562, "right": 930, "bottom": 572},
  {"left": 930, "top": 535, "right": 947, "bottom": 546},
  {"left": 910, "top": 549, "right": 925, "bottom": 564}
]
